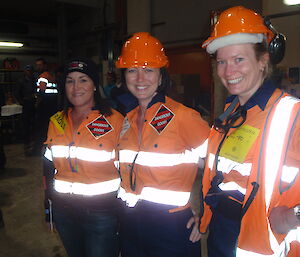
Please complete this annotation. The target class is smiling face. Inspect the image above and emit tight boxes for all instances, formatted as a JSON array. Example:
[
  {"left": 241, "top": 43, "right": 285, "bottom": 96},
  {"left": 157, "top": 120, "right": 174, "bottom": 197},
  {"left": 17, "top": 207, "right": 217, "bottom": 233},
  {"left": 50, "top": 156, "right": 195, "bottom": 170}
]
[
  {"left": 65, "top": 71, "right": 95, "bottom": 109},
  {"left": 125, "top": 67, "right": 162, "bottom": 107},
  {"left": 216, "top": 43, "right": 268, "bottom": 105}
]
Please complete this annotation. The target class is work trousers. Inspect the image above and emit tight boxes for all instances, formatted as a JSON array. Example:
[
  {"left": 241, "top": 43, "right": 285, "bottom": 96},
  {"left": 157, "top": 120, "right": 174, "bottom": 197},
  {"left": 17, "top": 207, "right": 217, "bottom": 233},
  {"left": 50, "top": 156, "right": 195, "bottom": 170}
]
[
  {"left": 52, "top": 193, "right": 120, "bottom": 257},
  {"left": 120, "top": 200, "right": 201, "bottom": 257},
  {"left": 206, "top": 193, "right": 242, "bottom": 257}
]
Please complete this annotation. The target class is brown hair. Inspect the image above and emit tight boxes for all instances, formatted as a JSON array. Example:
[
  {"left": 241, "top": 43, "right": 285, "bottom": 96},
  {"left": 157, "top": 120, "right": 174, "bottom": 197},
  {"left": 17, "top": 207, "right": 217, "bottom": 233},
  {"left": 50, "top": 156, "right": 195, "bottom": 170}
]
[{"left": 253, "top": 41, "right": 272, "bottom": 79}]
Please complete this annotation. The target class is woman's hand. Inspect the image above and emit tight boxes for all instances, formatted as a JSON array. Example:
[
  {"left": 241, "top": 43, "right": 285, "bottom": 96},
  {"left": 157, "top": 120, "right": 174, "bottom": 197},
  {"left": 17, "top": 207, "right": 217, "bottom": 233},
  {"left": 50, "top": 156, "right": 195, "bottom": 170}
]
[
  {"left": 186, "top": 216, "right": 202, "bottom": 242},
  {"left": 269, "top": 205, "right": 300, "bottom": 234}
]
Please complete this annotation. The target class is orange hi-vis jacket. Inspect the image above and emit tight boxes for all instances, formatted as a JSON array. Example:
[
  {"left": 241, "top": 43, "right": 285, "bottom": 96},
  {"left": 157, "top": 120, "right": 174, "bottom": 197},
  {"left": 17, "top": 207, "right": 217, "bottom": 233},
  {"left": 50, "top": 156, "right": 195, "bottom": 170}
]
[
  {"left": 117, "top": 94, "right": 210, "bottom": 208},
  {"left": 200, "top": 87, "right": 300, "bottom": 256},
  {"left": 268, "top": 110, "right": 300, "bottom": 257},
  {"left": 37, "top": 71, "right": 58, "bottom": 94},
  {"left": 44, "top": 108, "right": 123, "bottom": 196}
]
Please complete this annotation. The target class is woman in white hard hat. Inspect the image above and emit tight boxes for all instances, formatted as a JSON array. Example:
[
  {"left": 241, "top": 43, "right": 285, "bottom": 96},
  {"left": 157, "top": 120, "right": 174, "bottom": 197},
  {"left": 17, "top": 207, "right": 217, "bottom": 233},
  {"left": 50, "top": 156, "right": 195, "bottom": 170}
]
[{"left": 200, "top": 5, "right": 300, "bottom": 257}]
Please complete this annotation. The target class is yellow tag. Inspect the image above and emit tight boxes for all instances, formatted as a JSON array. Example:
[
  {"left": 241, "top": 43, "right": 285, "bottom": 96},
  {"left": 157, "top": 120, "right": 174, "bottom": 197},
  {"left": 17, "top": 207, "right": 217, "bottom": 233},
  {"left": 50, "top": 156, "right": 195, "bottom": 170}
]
[
  {"left": 219, "top": 124, "right": 260, "bottom": 163},
  {"left": 50, "top": 111, "right": 67, "bottom": 134}
]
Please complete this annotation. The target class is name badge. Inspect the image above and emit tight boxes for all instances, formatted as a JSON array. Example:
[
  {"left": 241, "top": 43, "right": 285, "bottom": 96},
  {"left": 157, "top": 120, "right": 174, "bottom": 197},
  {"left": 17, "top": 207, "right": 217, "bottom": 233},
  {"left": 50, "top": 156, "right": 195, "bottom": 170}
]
[{"left": 219, "top": 124, "right": 260, "bottom": 163}]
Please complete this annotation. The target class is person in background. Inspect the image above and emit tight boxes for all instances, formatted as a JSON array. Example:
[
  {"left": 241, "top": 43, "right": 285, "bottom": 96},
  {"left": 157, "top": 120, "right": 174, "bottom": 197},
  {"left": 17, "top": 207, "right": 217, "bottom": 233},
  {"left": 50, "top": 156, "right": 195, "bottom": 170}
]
[
  {"left": 115, "top": 32, "right": 210, "bottom": 257},
  {"left": 104, "top": 71, "right": 118, "bottom": 109},
  {"left": 43, "top": 58, "right": 123, "bottom": 257},
  {"left": 200, "top": 6, "right": 300, "bottom": 257},
  {"left": 33, "top": 58, "right": 58, "bottom": 155},
  {"left": 16, "top": 64, "right": 36, "bottom": 155}
]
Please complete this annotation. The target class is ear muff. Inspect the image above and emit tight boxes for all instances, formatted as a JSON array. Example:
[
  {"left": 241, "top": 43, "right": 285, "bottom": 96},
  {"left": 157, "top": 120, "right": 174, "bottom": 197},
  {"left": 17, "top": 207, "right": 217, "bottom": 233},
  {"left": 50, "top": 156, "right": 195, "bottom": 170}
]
[{"left": 264, "top": 18, "right": 286, "bottom": 65}]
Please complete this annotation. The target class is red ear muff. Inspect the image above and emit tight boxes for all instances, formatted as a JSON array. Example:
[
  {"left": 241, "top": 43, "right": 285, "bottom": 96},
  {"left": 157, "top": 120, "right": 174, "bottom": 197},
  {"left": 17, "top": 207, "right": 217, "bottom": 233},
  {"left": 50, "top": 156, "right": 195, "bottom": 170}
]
[{"left": 264, "top": 18, "right": 286, "bottom": 65}]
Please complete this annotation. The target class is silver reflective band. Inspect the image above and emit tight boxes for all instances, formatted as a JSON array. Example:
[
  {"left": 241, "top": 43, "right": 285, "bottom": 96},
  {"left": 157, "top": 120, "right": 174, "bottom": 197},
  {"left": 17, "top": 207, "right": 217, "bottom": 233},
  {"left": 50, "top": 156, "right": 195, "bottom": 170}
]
[
  {"left": 50, "top": 145, "right": 115, "bottom": 162},
  {"left": 44, "top": 147, "right": 52, "bottom": 161},
  {"left": 54, "top": 178, "right": 121, "bottom": 195},
  {"left": 219, "top": 182, "right": 246, "bottom": 195},
  {"left": 118, "top": 186, "right": 190, "bottom": 207},
  {"left": 119, "top": 141, "right": 207, "bottom": 168},
  {"left": 217, "top": 156, "right": 252, "bottom": 176},
  {"left": 37, "top": 77, "right": 48, "bottom": 86},
  {"left": 281, "top": 165, "right": 299, "bottom": 183},
  {"left": 208, "top": 153, "right": 215, "bottom": 170},
  {"left": 37, "top": 77, "right": 58, "bottom": 93},
  {"left": 44, "top": 88, "right": 58, "bottom": 94}
]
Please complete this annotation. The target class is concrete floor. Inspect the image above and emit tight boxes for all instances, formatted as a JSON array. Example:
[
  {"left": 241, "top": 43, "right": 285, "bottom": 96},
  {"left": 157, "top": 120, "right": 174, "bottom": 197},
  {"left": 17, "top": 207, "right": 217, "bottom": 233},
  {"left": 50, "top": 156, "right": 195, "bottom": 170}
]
[{"left": 0, "top": 144, "right": 67, "bottom": 257}]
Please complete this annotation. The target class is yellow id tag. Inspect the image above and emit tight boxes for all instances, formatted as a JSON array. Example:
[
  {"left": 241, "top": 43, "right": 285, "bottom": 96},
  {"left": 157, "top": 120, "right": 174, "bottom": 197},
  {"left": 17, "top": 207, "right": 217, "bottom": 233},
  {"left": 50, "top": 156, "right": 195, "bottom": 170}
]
[
  {"left": 50, "top": 111, "right": 67, "bottom": 134},
  {"left": 219, "top": 124, "right": 260, "bottom": 163}
]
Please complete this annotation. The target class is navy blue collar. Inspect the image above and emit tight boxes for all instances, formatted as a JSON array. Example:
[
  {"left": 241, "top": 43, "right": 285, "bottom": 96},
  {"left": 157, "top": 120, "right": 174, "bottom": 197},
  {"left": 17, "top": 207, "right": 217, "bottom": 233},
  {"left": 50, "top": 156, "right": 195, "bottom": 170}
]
[
  {"left": 226, "top": 80, "right": 277, "bottom": 111},
  {"left": 117, "top": 92, "right": 166, "bottom": 114}
]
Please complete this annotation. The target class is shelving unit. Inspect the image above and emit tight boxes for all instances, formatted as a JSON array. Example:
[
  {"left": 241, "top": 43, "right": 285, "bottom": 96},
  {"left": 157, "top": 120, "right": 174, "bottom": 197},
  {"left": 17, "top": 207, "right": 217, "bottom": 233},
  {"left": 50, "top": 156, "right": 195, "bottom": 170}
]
[
  {"left": 0, "top": 69, "right": 23, "bottom": 106},
  {"left": 0, "top": 69, "right": 24, "bottom": 144}
]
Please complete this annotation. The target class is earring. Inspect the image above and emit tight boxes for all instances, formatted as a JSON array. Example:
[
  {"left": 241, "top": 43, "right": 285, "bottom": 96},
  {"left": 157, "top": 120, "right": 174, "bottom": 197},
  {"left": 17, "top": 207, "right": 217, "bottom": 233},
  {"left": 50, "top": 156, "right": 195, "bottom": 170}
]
[{"left": 94, "top": 88, "right": 96, "bottom": 91}]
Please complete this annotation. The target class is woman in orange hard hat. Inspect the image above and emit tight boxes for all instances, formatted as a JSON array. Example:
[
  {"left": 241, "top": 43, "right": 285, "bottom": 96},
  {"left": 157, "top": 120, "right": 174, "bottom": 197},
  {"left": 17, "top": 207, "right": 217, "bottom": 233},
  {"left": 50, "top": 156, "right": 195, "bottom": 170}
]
[
  {"left": 115, "top": 32, "right": 210, "bottom": 257},
  {"left": 200, "top": 5, "right": 300, "bottom": 257}
]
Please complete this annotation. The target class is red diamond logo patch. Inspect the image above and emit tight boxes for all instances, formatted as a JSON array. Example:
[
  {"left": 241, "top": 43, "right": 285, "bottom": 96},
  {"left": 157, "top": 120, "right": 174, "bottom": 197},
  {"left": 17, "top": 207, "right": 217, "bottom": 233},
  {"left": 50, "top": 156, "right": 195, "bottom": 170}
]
[
  {"left": 86, "top": 115, "right": 113, "bottom": 139},
  {"left": 150, "top": 104, "right": 175, "bottom": 134}
]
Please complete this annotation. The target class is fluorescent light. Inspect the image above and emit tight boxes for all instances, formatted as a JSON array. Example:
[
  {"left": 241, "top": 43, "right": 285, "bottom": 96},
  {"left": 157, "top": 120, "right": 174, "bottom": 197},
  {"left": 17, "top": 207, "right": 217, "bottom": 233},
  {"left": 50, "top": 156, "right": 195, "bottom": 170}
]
[
  {"left": 284, "top": 0, "right": 300, "bottom": 5},
  {"left": 0, "top": 42, "right": 23, "bottom": 47}
]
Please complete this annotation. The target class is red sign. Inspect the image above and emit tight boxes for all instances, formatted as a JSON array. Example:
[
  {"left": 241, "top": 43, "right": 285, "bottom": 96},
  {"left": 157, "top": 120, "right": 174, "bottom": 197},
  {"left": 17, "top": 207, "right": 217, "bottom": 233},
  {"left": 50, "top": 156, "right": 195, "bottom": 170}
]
[
  {"left": 150, "top": 104, "right": 175, "bottom": 134},
  {"left": 86, "top": 115, "right": 113, "bottom": 139}
]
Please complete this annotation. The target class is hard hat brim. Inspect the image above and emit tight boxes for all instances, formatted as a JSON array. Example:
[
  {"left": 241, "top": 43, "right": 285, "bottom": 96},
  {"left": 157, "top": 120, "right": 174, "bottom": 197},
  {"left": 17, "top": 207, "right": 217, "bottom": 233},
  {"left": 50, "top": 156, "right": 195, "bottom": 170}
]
[{"left": 203, "top": 33, "right": 265, "bottom": 54}]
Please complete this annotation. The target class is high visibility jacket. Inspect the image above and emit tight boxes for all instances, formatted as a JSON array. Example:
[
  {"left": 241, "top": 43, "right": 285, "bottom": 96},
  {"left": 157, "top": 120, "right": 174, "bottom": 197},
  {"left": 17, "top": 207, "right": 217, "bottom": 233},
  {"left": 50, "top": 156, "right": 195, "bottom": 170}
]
[
  {"left": 268, "top": 111, "right": 300, "bottom": 257},
  {"left": 117, "top": 94, "right": 210, "bottom": 208},
  {"left": 200, "top": 86, "right": 300, "bottom": 255},
  {"left": 44, "top": 108, "right": 123, "bottom": 196},
  {"left": 37, "top": 71, "right": 58, "bottom": 94}
]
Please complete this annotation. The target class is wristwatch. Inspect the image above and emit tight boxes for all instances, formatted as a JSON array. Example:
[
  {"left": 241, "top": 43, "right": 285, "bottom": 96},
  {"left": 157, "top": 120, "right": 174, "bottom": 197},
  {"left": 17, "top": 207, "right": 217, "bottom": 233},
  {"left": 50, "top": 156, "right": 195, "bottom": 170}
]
[{"left": 293, "top": 205, "right": 300, "bottom": 220}]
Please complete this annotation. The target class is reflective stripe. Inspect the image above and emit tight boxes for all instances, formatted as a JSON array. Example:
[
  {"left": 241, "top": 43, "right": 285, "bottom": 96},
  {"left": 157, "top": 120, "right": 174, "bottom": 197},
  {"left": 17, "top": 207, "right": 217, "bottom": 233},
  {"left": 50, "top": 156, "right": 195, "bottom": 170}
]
[
  {"left": 44, "top": 88, "right": 58, "bottom": 94},
  {"left": 37, "top": 77, "right": 58, "bottom": 93},
  {"left": 54, "top": 178, "right": 120, "bottom": 195},
  {"left": 44, "top": 147, "right": 52, "bottom": 161},
  {"left": 119, "top": 142, "right": 207, "bottom": 168},
  {"left": 118, "top": 186, "right": 190, "bottom": 207},
  {"left": 192, "top": 139, "right": 208, "bottom": 159},
  {"left": 265, "top": 96, "right": 299, "bottom": 210},
  {"left": 217, "top": 156, "right": 252, "bottom": 176},
  {"left": 37, "top": 77, "right": 48, "bottom": 85},
  {"left": 50, "top": 145, "right": 115, "bottom": 162},
  {"left": 219, "top": 181, "right": 246, "bottom": 195},
  {"left": 208, "top": 153, "right": 215, "bottom": 170},
  {"left": 281, "top": 165, "right": 299, "bottom": 183},
  {"left": 118, "top": 187, "right": 139, "bottom": 207}
]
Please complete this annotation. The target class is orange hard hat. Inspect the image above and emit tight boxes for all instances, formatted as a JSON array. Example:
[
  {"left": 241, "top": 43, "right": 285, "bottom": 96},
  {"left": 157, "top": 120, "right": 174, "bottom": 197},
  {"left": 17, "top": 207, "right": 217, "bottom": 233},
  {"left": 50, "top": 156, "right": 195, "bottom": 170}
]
[
  {"left": 115, "top": 32, "right": 169, "bottom": 68},
  {"left": 202, "top": 6, "right": 274, "bottom": 54}
]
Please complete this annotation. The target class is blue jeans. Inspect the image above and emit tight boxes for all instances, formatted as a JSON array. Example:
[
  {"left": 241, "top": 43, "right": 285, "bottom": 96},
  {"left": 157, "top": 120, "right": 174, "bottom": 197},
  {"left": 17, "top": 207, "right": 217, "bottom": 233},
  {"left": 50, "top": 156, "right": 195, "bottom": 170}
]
[
  {"left": 120, "top": 200, "right": 201, "bottom": 257},
  {"left": 53, "top": 196, "right": 119, "bottom": 257}
]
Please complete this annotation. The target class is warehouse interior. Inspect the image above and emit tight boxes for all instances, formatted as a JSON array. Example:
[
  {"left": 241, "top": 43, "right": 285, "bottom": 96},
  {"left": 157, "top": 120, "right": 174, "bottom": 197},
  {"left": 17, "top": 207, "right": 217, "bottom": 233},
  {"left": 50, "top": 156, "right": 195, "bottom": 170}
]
[{"left": 0, "top": 0, "right": 300, "bottom": 256}]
